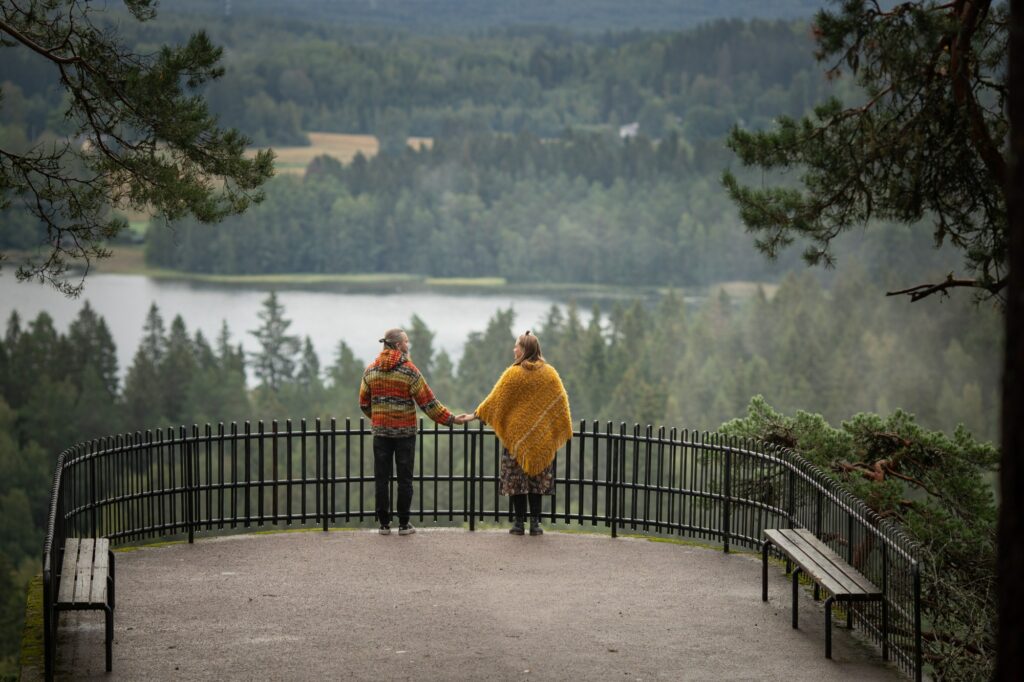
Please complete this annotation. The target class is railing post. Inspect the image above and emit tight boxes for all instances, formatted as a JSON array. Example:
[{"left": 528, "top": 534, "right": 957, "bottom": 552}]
[
  {"left": 272, "top": 420, "right": 279, "bottom": 524},
  {"left": 183, "top": 426, "right": 194, "bottom": 544},
  {"left": 787, "top": 465, "right": 796, "bottom": 529},
  {"left": 815, "top": 489, "right": 823, "bottom": 536},
  {"left": 330, "top": 418, "right": 337, "bottom": 523},
  {"left": 194, "top": 424, "right": 201, "bottom": 540},
  {"left": 610, "top": 423, "right": 619, "bottom": 538},
  {"left": 257, "top": 420, "right": 265, "bottom": 526},
  {"left": 89, "top": 440, "right": 98, "bottom": 539},
  {"left": 244, "top": 421, "right": 251, "bottom": 527},
  {"left": 468, "top": 425, "right": 476, "bottom": 532},
  {"left": 881, "top": 543, "right": 889, "bottom": 661},
  {"left": 723, "top": 439, "right": 731, "bottom": 554},
  {"left": 847, "top": 513, "right": 855, "bottom": 565},
  {"left": 319, "top": 418, "right": 328, "bottom": 532},
  {"left": 913, "top": 562, "right": 923, "bottom": 682}
]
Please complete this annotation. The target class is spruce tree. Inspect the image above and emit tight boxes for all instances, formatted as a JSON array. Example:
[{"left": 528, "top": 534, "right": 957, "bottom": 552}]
[
  {"left": 407, "top": 314, "right": 436, "bottom": 378},
  {"left": 158, "top": 315, "right": 197, "bottom": 426},
  {"left": 123, "top": 303, "right": 167, "bottom": 428},
  {"left": 324, "top": 340, "right": 365, "bottom": 419},
  {"left": 249, "top": 292, "right": 299, "bottom": 393}
]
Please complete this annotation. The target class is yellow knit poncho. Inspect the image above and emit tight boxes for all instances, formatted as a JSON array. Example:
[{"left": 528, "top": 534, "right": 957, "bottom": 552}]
[{"left": 475, "top": 360, "right": 573, "bottom": 476}]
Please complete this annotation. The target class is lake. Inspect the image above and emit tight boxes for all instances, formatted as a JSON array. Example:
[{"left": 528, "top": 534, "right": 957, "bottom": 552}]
[{"left": 0, "top": 274, "right": 567, "bottom": 382}]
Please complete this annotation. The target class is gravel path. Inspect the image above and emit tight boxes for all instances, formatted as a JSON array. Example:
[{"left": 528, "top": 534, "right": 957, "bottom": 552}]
[{"left": 45, "top": 528, "right": 903, "bottom": 680}]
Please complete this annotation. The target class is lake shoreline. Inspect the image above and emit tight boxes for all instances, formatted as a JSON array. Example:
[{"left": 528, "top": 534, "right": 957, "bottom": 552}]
[{"left": 84, "top": 245, "right": 773, "bottom": 303}]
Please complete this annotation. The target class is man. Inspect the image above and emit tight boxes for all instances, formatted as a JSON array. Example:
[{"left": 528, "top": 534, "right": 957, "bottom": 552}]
[{"left": 360, "top": 328, "right": 470, "bottom": 535}]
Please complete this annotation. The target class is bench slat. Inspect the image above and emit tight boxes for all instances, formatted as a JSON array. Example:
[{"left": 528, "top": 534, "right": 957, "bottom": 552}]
[
  {"left": 90, "top": 541, "right": 110, "bottom": 604},
  {"left": 766, "top": 529, "right": 871, "bottom": 597},
  {"left": 73, "top": 539, "right": 96, "bottom": 604},
  {"left": 791, "top": 529, "right": 879, "bottom": 595},
  {"left": 58, "top": 538, "right": 80, "bottom": 603}
]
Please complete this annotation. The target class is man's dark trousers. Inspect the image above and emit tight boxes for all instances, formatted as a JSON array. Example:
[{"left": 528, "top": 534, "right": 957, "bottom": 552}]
[{"left": 373, "top": 435, "right": 416, "bottom": 526}]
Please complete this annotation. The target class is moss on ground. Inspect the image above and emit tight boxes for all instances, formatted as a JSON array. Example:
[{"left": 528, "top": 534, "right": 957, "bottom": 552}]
[{"left": 18, "top": 574, "right": 44, "bottom": 679}]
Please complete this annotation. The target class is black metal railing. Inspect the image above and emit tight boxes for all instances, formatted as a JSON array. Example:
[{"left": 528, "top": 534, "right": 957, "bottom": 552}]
[{"left": 42, "top": 419, "right": 923, "bottom": 680}]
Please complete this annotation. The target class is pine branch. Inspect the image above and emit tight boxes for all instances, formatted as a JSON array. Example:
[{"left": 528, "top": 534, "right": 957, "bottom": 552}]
[{"left": 885, "top": 273, "right": 1008, "bottom": 301}]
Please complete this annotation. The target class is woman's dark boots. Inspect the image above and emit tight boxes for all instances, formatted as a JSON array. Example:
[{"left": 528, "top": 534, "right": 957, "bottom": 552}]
[
  {"left": 510, "top": 494, "right": 526, "bottom": 535},
  {"left": 528, "top": 493, "right": 543, "bottom": 536}
]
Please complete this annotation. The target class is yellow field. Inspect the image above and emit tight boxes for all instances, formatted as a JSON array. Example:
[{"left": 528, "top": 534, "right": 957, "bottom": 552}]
[{"left": 253, "top": 132, "right": 433, "bottom": 175}]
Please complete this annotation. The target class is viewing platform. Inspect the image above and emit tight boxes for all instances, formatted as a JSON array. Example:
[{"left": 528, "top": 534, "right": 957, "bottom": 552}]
[
  {"left": 38, "top": 420, "right": 924, "bottom": 680},
  {"left": 42, "top": 528, "right": 900, "bottom": 680}
]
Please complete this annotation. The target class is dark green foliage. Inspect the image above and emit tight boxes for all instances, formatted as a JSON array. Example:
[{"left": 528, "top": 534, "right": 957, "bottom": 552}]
[
  {"left": 720, "top": 397, "right": 998, "bottom": 681},
  {"left": 2, "top": 14, "right": 834, "bottom": 145},
  {"left": 453, "top": 308, "right": 518, "bottom": 409},
  {"left": 0, "top": 0, "right": 273, "bottom": 295},
  {"left": 122, "top": 304, "right": 168, "bottom": 427},
  {"left": 323, "top": 341, "right": 364, "bottom": 420},
  {"left": 248, "top": 292, "right": 300, "bottom": 393},
  {"left": 407, "top": 315, "right": 436, "bottom": 380},
  {"left": 159, "top": 316, "right": 199, "bottom": 425},
  {"left": 724, "top": 0, "right": 1009, "bottom": 301},
  {"left": 146, "top": 129, "right": 959, "bottom": 287}
]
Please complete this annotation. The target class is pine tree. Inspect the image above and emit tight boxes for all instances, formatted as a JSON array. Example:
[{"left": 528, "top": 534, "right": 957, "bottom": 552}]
[
  {"left": 290, "top": 336, "right": 325, "bottom": 417},
  {"left": 0, "top": 0, "right": 273, "bottom": 295},
  {"left": 323, "top": 340, "right": 364, "bottom": 419},
  {"left": 723, "top": 0, "right": 1009, "bottom": 302},
  {"left": 249, "top": 292, "right": 300, "bottom": 393},
  {"left": 159, "top": 316, "right": 198, "bottom": 425},
  {"left": 123, "top": 304, "right": 168, "bottom": 428},
  {"left": 67, "top": 302, "right": 119, "bottom": 398},
  {"left": 407, "top": 314, "right": 436, "bottom": 378},
  {"left": 456, "top": 308, "right": 516, "bottom": 405}
]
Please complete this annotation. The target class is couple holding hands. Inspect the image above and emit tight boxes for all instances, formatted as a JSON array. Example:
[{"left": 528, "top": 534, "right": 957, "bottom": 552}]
[{"left": 359, "top": 328, "right": 573, "bottom": 536}]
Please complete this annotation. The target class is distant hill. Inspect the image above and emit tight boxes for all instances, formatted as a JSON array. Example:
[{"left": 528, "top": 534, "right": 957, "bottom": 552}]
[{"left": 170, "top": 0, "right": 825, "bottom": 32}]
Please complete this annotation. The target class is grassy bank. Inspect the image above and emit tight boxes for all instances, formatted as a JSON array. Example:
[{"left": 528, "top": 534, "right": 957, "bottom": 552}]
[{"left": 80, "top": 245, "right": 776, "bottom": 302}]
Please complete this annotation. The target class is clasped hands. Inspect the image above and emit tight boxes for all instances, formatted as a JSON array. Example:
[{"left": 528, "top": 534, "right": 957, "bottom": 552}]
[{"left": 453, "top": 413, "right": 477, "bottom": 425}]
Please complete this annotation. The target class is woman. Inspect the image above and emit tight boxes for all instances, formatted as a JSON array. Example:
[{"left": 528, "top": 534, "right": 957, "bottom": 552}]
[{"left": 458, "top": 331, "right": 572, "bottom": 536}]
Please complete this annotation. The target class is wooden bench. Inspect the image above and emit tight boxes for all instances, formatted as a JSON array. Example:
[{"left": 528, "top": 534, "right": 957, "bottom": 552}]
[
  {"left": 761, "top": 528, "right": 885, "bottom": 659},
  {"left": 55, "top": 538, "right": 116, "bottom": 672}
]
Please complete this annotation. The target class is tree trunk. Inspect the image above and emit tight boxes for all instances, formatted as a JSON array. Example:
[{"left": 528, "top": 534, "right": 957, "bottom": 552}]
[{"left": 998, "top": 1, "right": 1024, "bottom": 679}]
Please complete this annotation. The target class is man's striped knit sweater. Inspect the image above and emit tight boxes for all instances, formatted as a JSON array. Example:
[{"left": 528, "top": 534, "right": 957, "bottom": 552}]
[{"left": 359, "top": 349, "right": 454, "bottom": 437}]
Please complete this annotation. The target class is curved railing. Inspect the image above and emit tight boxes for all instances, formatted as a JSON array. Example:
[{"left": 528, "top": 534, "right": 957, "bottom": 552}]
[{"left": 43, "top": 419, "right": 923, "bottom": 680}]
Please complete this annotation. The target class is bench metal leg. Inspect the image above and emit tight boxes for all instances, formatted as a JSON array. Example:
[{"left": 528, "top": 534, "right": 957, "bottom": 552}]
[
  {"left": 791, "top": 567, "right": 802, "bottom": 629},
  {"left": 104, "top": 605, "right": 113, "bottom": 671},
  {"left": 109, "top": 550, "right": 116, "bottom": 611},
  {"left": 825, "top": 596, "right": 835, "bottom": 658},
  {"left": 847, "top": 603, "right": 853, "bottom": 629},
  {"left": 813, "top": 584, "right": 820, "bottom": 601},
  {"left": 761, "top": 540, "right": 771, "bottom": 602},
  {"left": 46, "top": 608, "right": 56, "bottom": 682}
]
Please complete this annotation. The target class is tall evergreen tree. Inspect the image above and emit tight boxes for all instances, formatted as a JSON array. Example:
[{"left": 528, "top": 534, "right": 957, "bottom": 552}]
[
  {"left": 123, "top": 304, "right": 168, "bottom": 428},
  {"left": 324, "top": 340, "right": 364, "bottom": 419},
  {"left": 67, "top": 302, "right": 119, "bottom": 398},
  {"left": 289, "top": 336, "right": 325, "bottom": 417},
  {"left": 455, "top": 308, "right": 516, "bottom": 406},
  {"left": 249, "top": 292, "right": 300, "bottom": 393},
  {"left": 158, "top": 315, "right": 197, "bottom": 425},
  {"left": 407, "top": 314, "right": 436, "bottom": 378}
]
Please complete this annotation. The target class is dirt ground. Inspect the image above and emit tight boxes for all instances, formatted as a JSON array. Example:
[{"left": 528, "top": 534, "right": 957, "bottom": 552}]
[{"left": 40, "top": 528, "right": 903, "bottom": 680}]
